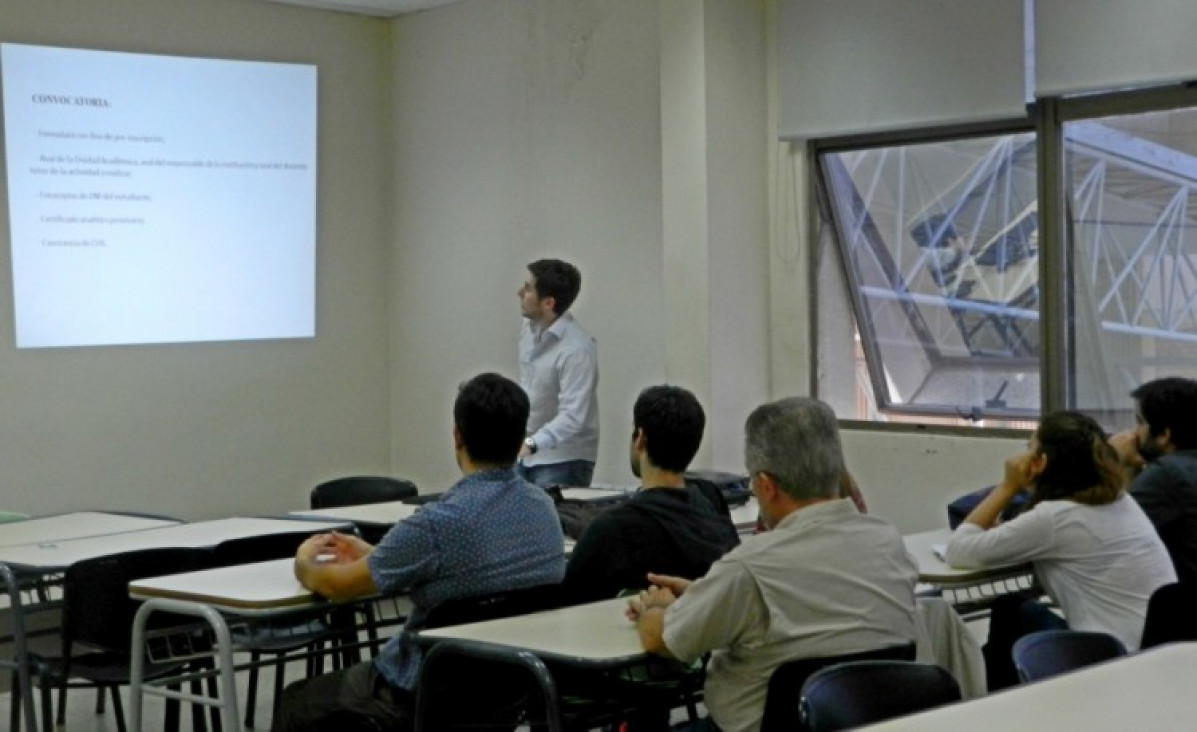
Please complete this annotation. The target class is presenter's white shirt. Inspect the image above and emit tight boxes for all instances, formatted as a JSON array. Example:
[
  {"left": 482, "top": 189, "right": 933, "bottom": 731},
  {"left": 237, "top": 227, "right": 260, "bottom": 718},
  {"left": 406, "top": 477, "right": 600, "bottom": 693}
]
[{"left": 518, "top": 312, "right": 599, "bottom": 466}]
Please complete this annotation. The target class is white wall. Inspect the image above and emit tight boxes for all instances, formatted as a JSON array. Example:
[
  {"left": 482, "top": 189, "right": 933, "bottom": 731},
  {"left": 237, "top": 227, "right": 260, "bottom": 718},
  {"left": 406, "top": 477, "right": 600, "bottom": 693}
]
[
  {"left": 0, "top": 0, "right": 1027, "bottom": 527},
  {"left": 389, "top": 0, "right": 667, "bottom": 490},
  {"left": 0, "top": 0, "right": 394, "bottom": 518},
  {"left": 660, "top": 0, "right": 771, "bottom": 473},
  {"left": 844, "top": 428, "right": 1021, "bottom": 534}
]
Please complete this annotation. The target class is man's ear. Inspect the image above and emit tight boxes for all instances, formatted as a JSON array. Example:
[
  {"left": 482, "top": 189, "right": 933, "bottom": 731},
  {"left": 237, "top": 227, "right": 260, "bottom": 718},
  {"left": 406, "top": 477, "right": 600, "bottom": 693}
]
[
  {"left": 633, "top": 428, "right": 647, "bottom": 452},
  {"left": 755, "top": 471, "right": 781, "bottom": 503},
  {"left": 1030, "top": 450, "right": 1048, "bottom": 478}
]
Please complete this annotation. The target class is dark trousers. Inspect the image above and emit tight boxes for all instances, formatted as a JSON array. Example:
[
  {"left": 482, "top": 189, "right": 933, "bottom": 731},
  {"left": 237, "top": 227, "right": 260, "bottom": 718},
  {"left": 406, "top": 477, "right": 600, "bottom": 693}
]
[
  {"left": 983, "top": 594, "right": 1068, "bottom": 692},
  {"left": 270, "top": 661, "right": 413, "bottom": 732}
]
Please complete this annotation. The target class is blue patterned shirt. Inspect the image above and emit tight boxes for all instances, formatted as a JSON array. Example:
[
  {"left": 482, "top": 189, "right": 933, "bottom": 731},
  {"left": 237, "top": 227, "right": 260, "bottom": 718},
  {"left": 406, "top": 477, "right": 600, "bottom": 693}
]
[{"left": 366, "top": 467, "right": 566, "bottom": 689}]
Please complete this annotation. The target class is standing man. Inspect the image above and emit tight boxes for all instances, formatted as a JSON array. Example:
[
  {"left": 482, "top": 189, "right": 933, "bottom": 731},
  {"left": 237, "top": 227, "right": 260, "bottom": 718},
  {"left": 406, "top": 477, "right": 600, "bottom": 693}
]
[
  {"left": 272, "top": 373, "right": 565, "bottom": 732},
  {"left": 518, "top": 258, "right": 599, "bottom": 487},
  {"left": 1110, "top": 376, "right": 1197, "bottom": 584},
  {"left": 627, "top": 397, "right": 918, "bottom": 732}
]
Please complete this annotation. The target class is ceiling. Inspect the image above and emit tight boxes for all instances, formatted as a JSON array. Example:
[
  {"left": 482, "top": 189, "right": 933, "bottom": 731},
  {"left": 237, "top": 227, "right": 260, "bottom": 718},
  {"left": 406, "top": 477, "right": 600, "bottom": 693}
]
[{"left": 261, "top": 0, "right": 463, "bottom": 18}]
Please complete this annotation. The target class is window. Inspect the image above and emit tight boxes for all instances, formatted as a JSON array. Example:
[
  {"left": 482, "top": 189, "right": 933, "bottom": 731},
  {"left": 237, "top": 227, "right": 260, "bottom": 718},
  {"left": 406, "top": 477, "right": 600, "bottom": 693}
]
[
  {"left": 815, "top": 131, "right": 1040, "bottom": 425},
  {"left": 812, "top": 90, "right": 1197, "bottom": 431},
  {"left": 1064, "top": 104, "right": 1197, "bottom": 421}
]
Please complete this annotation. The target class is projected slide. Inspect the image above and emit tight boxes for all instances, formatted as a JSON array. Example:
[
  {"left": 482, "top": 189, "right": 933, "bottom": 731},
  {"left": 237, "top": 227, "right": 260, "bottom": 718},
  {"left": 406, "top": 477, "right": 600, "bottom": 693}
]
[{"left": 1, "top": 44, "right": 317, "bottom": 348}]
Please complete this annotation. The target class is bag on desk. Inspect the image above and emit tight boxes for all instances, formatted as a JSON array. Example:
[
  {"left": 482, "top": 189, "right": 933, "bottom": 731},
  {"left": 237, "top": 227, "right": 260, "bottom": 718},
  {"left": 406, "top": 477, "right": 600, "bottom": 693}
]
[{"left": 947, "top": 485, "right": 1027, "bottom": 529}]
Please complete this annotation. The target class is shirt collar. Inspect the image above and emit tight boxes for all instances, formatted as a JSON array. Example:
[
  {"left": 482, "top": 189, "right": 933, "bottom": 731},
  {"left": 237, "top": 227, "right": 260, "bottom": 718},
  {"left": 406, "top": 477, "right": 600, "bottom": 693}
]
[
  {"left": 534, "top": 312, "right": 572, "bottom": 340},
  {"left": 453, "top": 466, "right": 518, "bottom": 489},
  {"left": 774, "top": 497, "right": 855, "bottom": 531}
]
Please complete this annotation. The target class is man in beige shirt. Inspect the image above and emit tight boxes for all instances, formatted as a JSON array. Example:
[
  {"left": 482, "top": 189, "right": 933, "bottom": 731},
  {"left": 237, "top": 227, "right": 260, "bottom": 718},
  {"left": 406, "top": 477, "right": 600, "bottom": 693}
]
[{"left": 629, "top": 397, "right": 918, "bottom": 732}]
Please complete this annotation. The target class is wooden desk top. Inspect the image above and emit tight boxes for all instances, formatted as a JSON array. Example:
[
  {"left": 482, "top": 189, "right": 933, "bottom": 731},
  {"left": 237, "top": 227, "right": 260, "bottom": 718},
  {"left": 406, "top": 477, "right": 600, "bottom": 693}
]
[
  {"left": 129, "top": 557, "right": 317, "bottom": 615},
  {"left": 0, "top": 517, "right": 348, "bottom": 572},
  {"left": 420, "top": 597, "right": 644, "bottom": 665},
  {"left": 289, "top": 501, "right": 421, "bottom": 526},
  {"left": 904, "top": 528, "right": 1032, "bottom": 586},
  {"left": 0, "top": 512, "right": 179, "bottom": 548},
  {"left": 862, "top": 643, "right": 1197, "bottom": 731}
]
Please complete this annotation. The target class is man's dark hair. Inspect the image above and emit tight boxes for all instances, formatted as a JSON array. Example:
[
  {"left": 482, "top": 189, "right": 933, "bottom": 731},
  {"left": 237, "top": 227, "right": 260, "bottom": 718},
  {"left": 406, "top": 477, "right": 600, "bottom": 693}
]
[
  {"left": 1132, "top": 377, "right": 1197, "bottom": 450},
  {"left": 528, "top": 259, "right": 582, "bottom": 315},
  {"left": 633, "top": 385, "right": 705, "bottom": 473},
  {"left": 454, "top": 373, "right": 530, "bottom": 466}
]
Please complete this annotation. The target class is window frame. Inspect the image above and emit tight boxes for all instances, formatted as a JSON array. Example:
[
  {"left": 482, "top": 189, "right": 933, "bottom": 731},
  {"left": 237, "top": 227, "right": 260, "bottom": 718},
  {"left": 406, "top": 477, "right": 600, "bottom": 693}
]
[
  {"left": 808, "top": 82, "right": 1197, "bottom": 433},
  {"left": 810, "top": 118, "right": 1039, "bottom": 426}
]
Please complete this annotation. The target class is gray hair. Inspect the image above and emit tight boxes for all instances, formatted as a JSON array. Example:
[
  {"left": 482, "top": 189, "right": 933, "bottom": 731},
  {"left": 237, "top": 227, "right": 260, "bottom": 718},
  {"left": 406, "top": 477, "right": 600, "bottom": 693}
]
[{"left": 744, "top": 397, "right": 843, "bottom": 501}]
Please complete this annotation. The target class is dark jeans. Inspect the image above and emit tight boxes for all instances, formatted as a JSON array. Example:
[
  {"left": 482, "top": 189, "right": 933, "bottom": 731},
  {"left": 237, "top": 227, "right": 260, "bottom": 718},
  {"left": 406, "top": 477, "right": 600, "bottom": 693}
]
[
  {"left": 517, "top": 459, "right": 595, "bottom": 488},
  {"left": 983, "top": 593, "right": 1068, "bottom": 692},
  {"left": 271, "top": 661, "right": 413, "bottom": 732}
]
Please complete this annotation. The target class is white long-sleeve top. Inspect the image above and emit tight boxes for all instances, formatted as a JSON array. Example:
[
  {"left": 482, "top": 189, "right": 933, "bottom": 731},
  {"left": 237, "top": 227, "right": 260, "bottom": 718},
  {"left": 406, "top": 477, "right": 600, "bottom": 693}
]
[
  {"left": 518, "top": 312, "right": 599, "bottom": 466},
  {"left": 945, "top": 494, "right": 1175, "bottom": 650}
]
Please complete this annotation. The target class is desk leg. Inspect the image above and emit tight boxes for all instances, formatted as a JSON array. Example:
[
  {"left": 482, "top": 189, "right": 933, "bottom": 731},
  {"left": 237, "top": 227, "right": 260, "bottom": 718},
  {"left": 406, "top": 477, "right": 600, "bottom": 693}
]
[
  {"left": 1, "top": 565, "right": 39, "bottom": 732},
  {"left": 130, "top": 598, "right": 240, "bottom": 732}
]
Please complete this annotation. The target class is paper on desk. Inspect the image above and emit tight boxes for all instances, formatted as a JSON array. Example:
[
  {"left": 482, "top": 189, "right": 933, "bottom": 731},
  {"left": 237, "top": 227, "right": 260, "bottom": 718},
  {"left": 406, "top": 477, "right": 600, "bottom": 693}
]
[{"left": 932, "top": 543, "right": 947, "bottom": 561}]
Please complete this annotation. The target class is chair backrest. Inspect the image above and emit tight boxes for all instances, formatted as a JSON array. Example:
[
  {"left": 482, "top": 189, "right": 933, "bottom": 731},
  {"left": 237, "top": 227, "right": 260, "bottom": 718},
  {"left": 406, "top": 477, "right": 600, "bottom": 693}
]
[
  {"left": 415, "top": 641, "right": 562, "bottom": 732},
  {"left": 760, "top": 642, "right": 917, "bottom": 732},
  {"left": 1141, "top": 582, "right": 1197, "bottom": 649},
  {"left": 309, "top": 476, "right": 418, "bottom": 509},
  {"left": 413, "top": 585, "right": 568, "bottom": 731},
  {"left": 421, "top": 582, "right": 567, "bottom": 630},
  {"left": 210, "top": 530, "right": 328, "bottom": 567},
  {"left": 799, "top": 660, "right": 961, "bottom": 732},
  {"left": 1012, "top": 629, "right": 1128, "bottom": 683},
  {"left": 62, "top": 547, "right": 212, "bottom": 653}
]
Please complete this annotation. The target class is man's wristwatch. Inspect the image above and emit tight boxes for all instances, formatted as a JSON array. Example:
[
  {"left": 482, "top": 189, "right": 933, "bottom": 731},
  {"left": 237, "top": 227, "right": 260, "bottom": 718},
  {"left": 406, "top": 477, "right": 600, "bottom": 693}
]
[{"left": 524, "top": 437, "right": 538, "bottom": 454}]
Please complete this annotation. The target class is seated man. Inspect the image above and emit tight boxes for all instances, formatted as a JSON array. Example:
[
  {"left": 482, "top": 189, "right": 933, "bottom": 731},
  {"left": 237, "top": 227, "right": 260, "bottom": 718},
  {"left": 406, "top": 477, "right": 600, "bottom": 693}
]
[
  {"left": 563, "top": 385, "right": 739, "bottom": 603},
  {"left": 628, "top": 397, "right": 918, "bottom": 732},
  {"left": 272, "top": 373, "right": 566, "bottom": 732},
  {"left": 1111, "top": 376, "right": 1197, "bottom": 584}
]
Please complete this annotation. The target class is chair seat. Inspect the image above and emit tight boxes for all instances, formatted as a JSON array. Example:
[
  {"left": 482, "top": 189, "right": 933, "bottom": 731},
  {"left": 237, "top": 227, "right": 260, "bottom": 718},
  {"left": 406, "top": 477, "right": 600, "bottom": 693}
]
[
  {"left": 230, "top": 616, "right": 332, "bottom": 652},
  {"left": 29, "top": 651, "right": 186, "bottom": 686}
]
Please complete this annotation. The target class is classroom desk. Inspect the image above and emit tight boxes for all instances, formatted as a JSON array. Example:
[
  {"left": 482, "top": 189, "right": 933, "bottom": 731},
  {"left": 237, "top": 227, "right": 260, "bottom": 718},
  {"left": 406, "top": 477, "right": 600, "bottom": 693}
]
[
  {"left": 904, "top": 528, "right": 1035, "bottom": 609},
  {"left": 417, "top": 598, "right": 689, "bottom": 729},
  {"left": 903, "top": 528, "right": 1032, "bottom": 585},
  {"left": 559, "top": 487, "right": 630, "bottom": 503},
  {"left": 420, "top": 596, "right": 643, "bottom": 665},
  {"left": 861, "top": 643, "right": 1197, "bottom": 731},
  {"left": 0, "top": 517, "right": 347, "bottom": 732},
  {"left": 729, "top": 498, "right": 759, "bottom": 533},
  {"left": 0, "top": 517, "right": 347, "bottom": 572},
  {"left": 0, "top": 511, "right": 179, "bottom": 548},
  {"left": 128, "top": 557, "right": 407, "bottom": 732},
  {"left": 289, "top": 500, "right": 421, "bottom": 526},
  {"left": 0, "top": 512, "right": 181, "bottom": 732},
  {"left": 130, "top": 557, "right": 311, "bottom": 613},
  {"left": 128, "top": 558, "right": 331, "bottom": 731}
]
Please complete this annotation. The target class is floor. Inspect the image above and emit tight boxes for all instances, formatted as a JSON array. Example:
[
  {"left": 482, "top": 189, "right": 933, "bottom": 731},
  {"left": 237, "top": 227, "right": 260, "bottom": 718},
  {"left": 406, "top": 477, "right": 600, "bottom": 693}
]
[{"left": 0, "top": 655, "right": 297, "bottom": 731}]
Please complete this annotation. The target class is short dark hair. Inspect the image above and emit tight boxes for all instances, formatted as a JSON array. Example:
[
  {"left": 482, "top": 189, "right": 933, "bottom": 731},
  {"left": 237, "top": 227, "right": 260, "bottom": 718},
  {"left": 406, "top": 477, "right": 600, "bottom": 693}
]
[
  {"left": 453, "top": 373, "right": 530, "bottom": 466},
  {"left": 1026, "top": 411, "right": 1123, "bottom": 509},
  {"left": 633, "top": 385, "right": 705, "bottom": 473},
  {"left": 1132, "top": 377, "right": 1197, "bottom": 450},
  {"left": 528, "top": 259, "right": 581, "bottom": 315}
]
